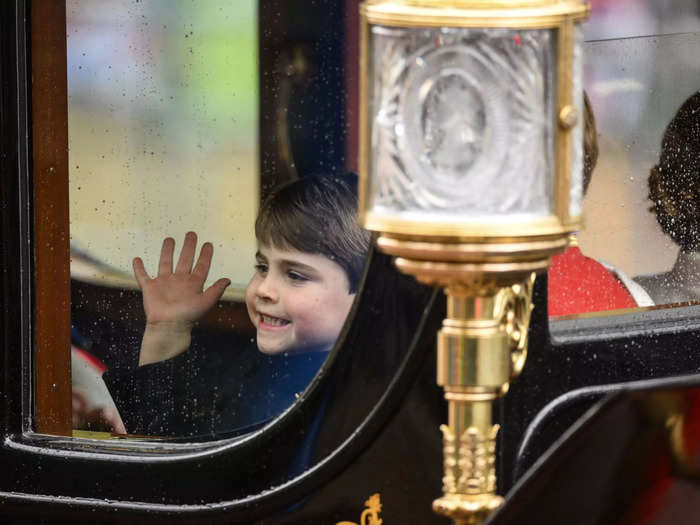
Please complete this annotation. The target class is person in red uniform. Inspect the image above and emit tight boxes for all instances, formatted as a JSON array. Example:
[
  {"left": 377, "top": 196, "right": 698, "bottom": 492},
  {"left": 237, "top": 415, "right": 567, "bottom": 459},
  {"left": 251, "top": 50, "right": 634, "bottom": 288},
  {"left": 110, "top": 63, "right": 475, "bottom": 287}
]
[{"left": 548, "top": 93, "right": 652, "bottom": 317}]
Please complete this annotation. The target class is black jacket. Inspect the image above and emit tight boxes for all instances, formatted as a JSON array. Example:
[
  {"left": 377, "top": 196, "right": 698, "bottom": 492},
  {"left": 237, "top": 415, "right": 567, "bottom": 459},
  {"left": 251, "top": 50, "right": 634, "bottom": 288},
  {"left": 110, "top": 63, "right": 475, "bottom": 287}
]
[{"left": 103, "top": 336, "right": 327, "bottom": 439}]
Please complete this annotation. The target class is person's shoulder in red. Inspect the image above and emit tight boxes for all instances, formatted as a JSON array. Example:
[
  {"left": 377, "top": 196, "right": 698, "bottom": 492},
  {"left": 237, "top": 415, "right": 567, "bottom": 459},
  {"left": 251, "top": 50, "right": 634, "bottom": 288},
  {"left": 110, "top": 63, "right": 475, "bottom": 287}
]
[{"left": 548, "top": 245, "right": 638, "bottom": 317}]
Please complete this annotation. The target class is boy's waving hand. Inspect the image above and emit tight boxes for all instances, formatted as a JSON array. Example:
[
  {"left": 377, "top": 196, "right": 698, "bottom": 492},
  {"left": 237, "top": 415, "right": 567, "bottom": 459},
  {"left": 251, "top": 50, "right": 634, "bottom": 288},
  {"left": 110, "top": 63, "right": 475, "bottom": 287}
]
[{"left": 134, "top": 231, "right": 230, "bottom": 365}]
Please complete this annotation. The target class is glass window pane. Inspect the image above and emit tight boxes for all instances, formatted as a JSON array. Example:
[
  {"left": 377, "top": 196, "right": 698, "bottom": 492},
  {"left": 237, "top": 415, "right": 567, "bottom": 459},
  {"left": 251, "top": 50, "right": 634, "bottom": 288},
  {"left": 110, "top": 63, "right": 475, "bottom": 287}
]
[
  {"left": 549, "top": 1, "right": 700, "bottom": 319},
  {"left": 67, "top": 0, "right": 258, "bottom": 294},
  {"left": 67, "top": 0, "right": 264, "bottom": 438},
  {"left": 61, "top": 1, "right": 364, "bottom": 440}
]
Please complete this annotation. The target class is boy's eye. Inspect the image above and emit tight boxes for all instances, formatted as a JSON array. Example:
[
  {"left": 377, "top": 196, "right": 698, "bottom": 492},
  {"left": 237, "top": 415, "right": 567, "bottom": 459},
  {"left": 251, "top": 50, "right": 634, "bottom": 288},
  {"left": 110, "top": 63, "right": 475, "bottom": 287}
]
[
  {"left": 287, "top": 270, "right": 309, "bottom": 282},
  {"left": 254, "top": 263, "right": 268, "bottom": 274}
]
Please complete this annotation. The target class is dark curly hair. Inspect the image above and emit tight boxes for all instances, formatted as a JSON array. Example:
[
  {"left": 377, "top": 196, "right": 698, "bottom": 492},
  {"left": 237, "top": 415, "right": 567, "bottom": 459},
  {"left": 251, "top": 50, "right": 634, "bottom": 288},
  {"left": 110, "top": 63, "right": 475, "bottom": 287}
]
[
  {"left": 255, "top": 173, "right": 371, "bottom": 293},
  {"left": 648, "top": 91, "right": 700, "bottom": 251}
]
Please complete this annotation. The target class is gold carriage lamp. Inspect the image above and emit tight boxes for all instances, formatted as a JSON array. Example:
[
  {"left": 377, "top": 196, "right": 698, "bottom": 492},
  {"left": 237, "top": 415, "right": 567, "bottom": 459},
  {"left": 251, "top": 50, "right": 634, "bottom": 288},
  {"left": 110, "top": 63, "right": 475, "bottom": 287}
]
[{"left": 358, "top": 0, "right": 589, "bottom": 523}]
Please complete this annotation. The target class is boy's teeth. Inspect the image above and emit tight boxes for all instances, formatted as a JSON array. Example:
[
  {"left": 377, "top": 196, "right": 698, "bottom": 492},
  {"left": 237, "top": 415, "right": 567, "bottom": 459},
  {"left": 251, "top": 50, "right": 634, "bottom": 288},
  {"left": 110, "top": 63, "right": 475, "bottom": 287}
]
[{"left": 261, "top": 314, "right": 289, "bottom": 326}]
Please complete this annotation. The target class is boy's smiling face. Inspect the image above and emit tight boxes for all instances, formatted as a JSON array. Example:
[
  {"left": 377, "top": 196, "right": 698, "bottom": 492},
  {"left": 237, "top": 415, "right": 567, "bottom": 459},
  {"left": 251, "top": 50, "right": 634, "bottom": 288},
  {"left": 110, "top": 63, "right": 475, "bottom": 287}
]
[{"left": 245, "top": 243, "right": 356, "bottom": 355}]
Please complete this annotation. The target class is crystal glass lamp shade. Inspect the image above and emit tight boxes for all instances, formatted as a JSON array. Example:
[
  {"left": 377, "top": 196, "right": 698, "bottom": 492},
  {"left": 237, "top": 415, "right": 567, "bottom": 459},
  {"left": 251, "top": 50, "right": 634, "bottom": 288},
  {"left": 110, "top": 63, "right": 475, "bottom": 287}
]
[{"left": 367, "top": 25, "right": 562, "bottom": 225}]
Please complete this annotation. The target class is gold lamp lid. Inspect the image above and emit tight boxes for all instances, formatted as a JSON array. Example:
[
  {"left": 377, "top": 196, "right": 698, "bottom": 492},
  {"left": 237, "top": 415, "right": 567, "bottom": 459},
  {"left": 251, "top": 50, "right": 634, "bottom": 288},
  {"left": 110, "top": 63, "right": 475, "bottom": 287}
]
[
  {"left": 362, "top": 0, "right": 590, "bottom": 27},
  {"left": 406, "top": 0, "right": 565, "bottom": 6}
]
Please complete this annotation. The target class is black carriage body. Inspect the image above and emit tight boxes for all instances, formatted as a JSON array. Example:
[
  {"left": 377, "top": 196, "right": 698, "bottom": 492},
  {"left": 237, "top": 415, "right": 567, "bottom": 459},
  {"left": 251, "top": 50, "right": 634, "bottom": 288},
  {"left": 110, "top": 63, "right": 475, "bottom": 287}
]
[{"left": 2, "top": 1, "right": 700, "bottom": 523}]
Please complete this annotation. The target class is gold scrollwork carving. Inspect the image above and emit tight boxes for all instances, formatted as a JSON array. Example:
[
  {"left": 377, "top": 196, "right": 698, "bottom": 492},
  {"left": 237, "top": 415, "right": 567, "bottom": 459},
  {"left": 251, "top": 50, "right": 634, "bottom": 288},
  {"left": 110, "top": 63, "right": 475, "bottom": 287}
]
[
  {"left": 496, "top": 273, "right": 535, "bottom": 381},
  {"left": 337, "top": 493, "right": 383, "bottom": 525}
]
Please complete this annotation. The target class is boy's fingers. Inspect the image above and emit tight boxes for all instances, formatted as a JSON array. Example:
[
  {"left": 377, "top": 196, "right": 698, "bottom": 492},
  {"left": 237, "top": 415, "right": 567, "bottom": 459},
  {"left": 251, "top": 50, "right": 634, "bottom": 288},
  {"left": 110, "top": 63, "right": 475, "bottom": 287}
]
[
  {"left": 175, "top": 231, "right": 197, "bottom": 274},
  {"left": 132, "top": 257, "right": 150, "bottom": 288},
  {"left": 202, "top": 278, "right": 231, "bottom": 305},
  {"left": 72, "top": 388, "right": 89, "bottom": 414},
  {"left": 105, "top": 410, "right": 127, "bottom": 434},
  {"left": 192, "top": 242, "right": 214, "bottom": 280},
  {"left": 158, "top": 237, "right": 175, "bottom": 277},
  {"left": 112, "top": 416, "right": 127, "bottom": 435}
]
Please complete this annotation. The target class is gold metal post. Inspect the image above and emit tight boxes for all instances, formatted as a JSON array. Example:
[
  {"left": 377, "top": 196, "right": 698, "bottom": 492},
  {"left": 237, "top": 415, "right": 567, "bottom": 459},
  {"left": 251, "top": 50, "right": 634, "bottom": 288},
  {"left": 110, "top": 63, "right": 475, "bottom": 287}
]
[
  {"left": 432, "top": 280, "right": 534, "bottom": 524},
  {"left": 358, "top": 2, "right": 590, "bottom": 522},
  {"left": 373, "top": 233, "right": 554, "bottom": 524}
]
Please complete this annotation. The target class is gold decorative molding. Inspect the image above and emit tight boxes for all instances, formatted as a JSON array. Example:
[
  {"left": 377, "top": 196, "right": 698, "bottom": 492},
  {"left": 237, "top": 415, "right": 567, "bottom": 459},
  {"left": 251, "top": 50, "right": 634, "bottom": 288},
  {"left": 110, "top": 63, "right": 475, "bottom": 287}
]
[
  {"left": 337, "top": 493, "right": 383, "bottom": 525},
  {"left": 554, "top": 16, "right": 575, "bottom": 225},
  {"left": 441, "top": 424, "right": 500, "bottom": 496},
  {"left": 458, "top": 425, "right": 498, "bottom": 494},
  {"left": 441, "top": 425, "right": 458, "bottom": 494},
  {"left": 364, "top": 213, "right": 570, "bottom": 239},
  {"left": 361, "top": 0, "right": 590, "bottom": 29},
  {"left": 374, "top": 234, "right": 567, "bottom": 288}
]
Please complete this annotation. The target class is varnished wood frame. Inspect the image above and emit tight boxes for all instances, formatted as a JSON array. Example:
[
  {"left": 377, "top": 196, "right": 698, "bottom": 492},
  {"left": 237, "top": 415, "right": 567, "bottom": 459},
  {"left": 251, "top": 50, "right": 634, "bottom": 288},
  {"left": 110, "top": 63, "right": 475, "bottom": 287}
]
[{"left": 30, "top": 0, "right": 71, "bottom": 434}]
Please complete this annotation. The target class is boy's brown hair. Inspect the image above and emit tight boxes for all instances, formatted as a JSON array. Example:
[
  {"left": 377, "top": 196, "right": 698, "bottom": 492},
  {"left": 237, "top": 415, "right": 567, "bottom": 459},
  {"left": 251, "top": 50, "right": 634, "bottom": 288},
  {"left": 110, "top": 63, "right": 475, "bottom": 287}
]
[{"left": 255, "top": 174, "right": 371, "bottom": 293}]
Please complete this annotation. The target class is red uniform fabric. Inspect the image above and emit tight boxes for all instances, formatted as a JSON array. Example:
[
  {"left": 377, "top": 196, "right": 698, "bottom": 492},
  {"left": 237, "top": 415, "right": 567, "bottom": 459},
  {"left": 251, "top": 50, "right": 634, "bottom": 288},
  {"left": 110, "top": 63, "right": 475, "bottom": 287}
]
[
  {"left": 548, "top": 246, "right": 637, "bottom": 317},
  {"left": 73, "top": 345, "right": 108, "bottom": 373}
]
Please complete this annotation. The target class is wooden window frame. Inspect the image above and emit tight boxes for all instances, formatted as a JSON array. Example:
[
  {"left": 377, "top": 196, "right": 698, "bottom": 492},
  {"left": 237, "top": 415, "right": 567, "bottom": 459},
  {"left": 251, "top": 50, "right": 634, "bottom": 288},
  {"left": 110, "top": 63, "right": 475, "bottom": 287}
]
[{"left": 31, "top": 0, "right": 71, "bottom": 435}]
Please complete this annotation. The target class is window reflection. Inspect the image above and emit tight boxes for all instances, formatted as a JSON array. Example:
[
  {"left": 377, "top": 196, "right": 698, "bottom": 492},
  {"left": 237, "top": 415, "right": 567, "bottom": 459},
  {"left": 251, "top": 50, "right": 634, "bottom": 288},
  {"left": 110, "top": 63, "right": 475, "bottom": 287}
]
[
  {"left": 548, "top": 0, "right": 700, "bottom": 319},
  {"left": 66, "top": 0, "right": 262, "bottom": 437},
  {"left": 67, "top": 0, "right": 258, "bottom": 291},
  {"left": 634, "top": 92, "right": 700, "bottom": 305},
  {"left": 548, "top": 94, "right": 653, "bottom": 317},
  {"left": 586, "top": 0, "right": 700, "bottom": 41}
]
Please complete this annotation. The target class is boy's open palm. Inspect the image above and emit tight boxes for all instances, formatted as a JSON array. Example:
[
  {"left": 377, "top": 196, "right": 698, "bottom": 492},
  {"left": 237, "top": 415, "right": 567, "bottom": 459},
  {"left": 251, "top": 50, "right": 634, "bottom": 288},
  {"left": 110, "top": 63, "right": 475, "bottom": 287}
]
[
  {"left": 133, "top": 232, "right": 230, "bottom": 325},
  {"left": 133, "top": 232, "right": 230, "bottom": 365}
]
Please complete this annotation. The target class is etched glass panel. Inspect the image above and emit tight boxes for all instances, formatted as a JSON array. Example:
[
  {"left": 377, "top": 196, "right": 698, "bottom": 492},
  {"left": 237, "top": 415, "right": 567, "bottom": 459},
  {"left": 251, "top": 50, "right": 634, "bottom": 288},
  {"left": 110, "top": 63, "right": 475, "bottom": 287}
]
[{"left": 368, "top": 26, "right": 556, "bottom": 223}]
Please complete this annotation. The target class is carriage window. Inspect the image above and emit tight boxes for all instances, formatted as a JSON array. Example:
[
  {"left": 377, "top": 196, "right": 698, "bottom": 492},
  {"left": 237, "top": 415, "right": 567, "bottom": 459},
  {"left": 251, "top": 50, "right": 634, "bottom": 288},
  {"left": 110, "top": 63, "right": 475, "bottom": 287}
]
[
  {"left": 65, "top": 0, "right": 261, "bottom": 438},
  {"left": 32, "top": 0, "right": 360, "bottom": 439},
  {"left": 548, "top": 0, "right": 700, "bottom": 321}
]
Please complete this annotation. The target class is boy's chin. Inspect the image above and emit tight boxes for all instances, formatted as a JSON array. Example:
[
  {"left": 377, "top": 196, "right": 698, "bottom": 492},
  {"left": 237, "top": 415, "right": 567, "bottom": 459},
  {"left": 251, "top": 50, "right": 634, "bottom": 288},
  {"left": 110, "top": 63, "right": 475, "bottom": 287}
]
[
  {"left": 255, "top": 338, "right": 293, "bottom": 355},
  {"left": 257, "top": 345, "right": 287, "bottom": 356},
  {"left": 256, "top": 340, "right": 333, "bottom": 356}
]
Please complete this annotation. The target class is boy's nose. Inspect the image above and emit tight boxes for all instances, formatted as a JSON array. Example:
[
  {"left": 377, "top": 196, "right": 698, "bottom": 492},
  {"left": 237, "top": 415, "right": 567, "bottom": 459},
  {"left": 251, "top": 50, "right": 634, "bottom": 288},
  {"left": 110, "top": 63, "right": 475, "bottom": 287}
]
[{"left": 255, "top": 277, "right": 278, "bottom": 302}]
